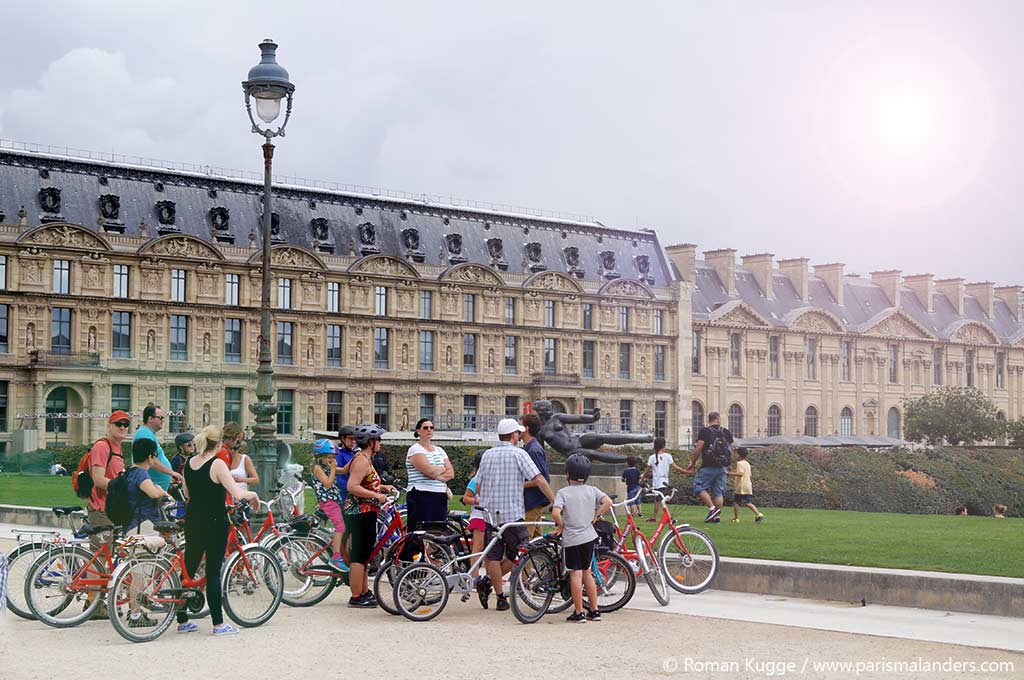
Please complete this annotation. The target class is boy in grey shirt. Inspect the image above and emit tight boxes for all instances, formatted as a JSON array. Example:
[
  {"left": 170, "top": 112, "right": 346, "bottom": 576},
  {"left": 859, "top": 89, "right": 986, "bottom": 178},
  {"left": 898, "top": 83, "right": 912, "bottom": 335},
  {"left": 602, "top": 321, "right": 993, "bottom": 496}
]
[{"left": 552, "top": 454, "right": 612, "bottom": 623}]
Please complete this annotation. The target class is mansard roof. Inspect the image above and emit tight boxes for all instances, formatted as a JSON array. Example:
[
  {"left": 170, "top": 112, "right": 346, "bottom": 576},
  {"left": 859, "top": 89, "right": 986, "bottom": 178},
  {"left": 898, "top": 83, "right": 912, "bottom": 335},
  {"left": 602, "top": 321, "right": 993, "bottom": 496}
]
[
  {"left": 694, "top": 261, "right": 1024, "bottom": 344},
  {"left": 0, "top": 148, "right": 672, "bottom": 287}
]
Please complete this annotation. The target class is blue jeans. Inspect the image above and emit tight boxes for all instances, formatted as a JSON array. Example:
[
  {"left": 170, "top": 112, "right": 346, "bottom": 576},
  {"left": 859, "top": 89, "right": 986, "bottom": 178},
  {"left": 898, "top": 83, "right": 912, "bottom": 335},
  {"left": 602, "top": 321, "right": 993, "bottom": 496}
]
[{"left": 693, "top": 466, "right": 727, "bottom": 499}]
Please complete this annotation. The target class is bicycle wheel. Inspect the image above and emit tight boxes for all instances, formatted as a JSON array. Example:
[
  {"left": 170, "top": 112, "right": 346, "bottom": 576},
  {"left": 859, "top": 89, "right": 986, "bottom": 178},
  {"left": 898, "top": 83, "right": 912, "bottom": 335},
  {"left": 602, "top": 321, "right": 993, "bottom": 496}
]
[
  {"left": 265, "top": 533, "right": 336, "bottom": 607},
  {"left": 107, "top": 556, "right": 179, "bottom": 643},
  {"left": 509, "top": 548, "right": 558, "bottom": 624},
  {"left": 221, "top": 545, "right": 284, "bottom": 627},
  {"left": 635, "top": 535, "right": 670, "bottom": 606},
  {"left": 374, "top": 536, "right": 453, "bottom": 616},
  {"left": 591, "top": 551, "right": 636, "bottom": 612},
  {"left": 658, "top": 527, "right": 719, "bottom": 594},
  {"left": 24, "top": 545, "right": 101, "bottom": 627},
  {"left": 393, "top": 562, "right": 449, "bottom": 622},
  {"left": 5, "top": 542, "right": 58, "bottom": 620}
]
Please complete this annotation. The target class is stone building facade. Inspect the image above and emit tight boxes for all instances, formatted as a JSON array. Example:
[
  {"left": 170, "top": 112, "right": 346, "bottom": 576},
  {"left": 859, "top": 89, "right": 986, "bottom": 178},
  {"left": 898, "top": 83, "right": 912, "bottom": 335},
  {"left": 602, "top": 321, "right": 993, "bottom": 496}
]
[{"left": 0, "top": 149, "right": 683, "bottom": 451}]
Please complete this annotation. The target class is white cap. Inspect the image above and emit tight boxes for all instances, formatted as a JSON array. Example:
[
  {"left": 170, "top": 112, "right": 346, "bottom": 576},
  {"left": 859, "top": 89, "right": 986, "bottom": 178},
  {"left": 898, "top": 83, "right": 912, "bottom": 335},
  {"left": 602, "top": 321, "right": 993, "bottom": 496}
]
[{"left": 496, "top": 418, "right": 526, "bottom": 436}]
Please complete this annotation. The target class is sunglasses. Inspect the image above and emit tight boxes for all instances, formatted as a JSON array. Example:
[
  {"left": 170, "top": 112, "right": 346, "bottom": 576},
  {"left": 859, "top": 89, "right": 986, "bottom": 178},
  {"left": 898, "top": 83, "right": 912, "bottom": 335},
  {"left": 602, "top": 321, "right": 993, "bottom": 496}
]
[
  {"left": 420, "top": 425, "right": 435, "bottom": 430},
  {"left": 113, "top": 421, "right": 130, "bottom": 428}
]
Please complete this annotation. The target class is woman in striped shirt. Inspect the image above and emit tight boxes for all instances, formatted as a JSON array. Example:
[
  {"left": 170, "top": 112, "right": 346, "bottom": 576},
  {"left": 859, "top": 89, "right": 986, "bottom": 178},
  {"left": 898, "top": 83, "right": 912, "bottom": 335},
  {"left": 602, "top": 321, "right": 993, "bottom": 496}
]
[{"left": 404, "top": 419, "right": 454, "bottom": 539}]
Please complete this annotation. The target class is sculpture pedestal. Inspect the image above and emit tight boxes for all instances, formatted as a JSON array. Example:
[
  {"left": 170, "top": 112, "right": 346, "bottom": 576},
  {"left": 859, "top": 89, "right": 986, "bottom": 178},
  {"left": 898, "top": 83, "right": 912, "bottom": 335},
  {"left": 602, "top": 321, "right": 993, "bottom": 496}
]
[{"left": 548, "top": 460, "right": 627, "bottom": 501}]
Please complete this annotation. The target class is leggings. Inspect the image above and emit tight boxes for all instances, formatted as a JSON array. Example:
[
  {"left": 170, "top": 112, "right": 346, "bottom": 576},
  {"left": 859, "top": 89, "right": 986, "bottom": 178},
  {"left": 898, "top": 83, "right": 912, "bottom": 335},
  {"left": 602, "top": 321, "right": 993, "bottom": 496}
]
[{"left": 177, "top": 516, "right": 229, "bottom": 626}]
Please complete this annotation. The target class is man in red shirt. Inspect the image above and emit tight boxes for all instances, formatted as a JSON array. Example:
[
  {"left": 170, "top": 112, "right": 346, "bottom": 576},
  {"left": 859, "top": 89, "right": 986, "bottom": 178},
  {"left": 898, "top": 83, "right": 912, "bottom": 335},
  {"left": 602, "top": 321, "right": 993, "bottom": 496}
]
[{"left": 88, "top": 410, "right": 131, "bottom": 551}]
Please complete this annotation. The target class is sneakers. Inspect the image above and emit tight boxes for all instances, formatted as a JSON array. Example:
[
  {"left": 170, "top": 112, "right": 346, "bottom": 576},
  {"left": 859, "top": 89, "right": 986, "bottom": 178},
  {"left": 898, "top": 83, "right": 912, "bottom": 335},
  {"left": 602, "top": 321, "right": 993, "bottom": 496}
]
[
  {"left": 566, "top": 611, "right": 587, "bottom": 623},
  {"left": 348, "top": 593, "right": 377, "bottom": 608},
  {"left": 329, "top": 556, "right": 350, "bottom": 573},
  {"left": 476, "top": 575, "right": 492, "bottom": 609},
  {"left": 128, "top": 612, "right": 157, "bottom": 628},
  {"left": 704, "top": 506, "right": 721, "bottom": 523},
  {"left": 177, "top": 622, "right": 199, "bottom": 633},
  {"left": 495, "top": 593, "right": 509, "bottom": 611},
  {"left": 755, "top": 513, "right": 764, "bottom": 523},
  {"left": 587, "top": 610, "right": 602, "bottom": 622},
  {"left": 213, "top": 623, "right": 239, "bottom": 636}
]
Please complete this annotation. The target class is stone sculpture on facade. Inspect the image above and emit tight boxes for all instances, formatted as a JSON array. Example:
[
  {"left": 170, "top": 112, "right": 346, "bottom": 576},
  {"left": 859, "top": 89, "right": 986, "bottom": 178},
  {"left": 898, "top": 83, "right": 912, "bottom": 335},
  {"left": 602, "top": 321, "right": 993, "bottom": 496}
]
[{"left": 532, "top": 399, "right": 652, "bottom": 464}]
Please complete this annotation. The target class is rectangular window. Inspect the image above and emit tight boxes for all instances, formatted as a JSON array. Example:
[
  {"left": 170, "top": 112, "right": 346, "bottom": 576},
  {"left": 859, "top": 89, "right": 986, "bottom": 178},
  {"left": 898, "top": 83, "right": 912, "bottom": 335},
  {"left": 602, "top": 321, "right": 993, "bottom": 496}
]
[
  {"left": 419, "top": 393, "right": 435, "bottom": 421},
  {"left": 224, "top": 319, "right": 242, "bottom": 363},
  {"left": 463, "top": 334, "right": 477, "bottom": 373},
  {"left": 730, "top": 333, "right": 742, "bottom": 376},
  {"left": 504, "top": 336, "right": 517, "bottom": 375},
  {"left": 51, "top": 307, "right": 72, "bottom": 354},
  {"left": 653, "top": 309, "right": 663, "bottom": 336},
  {"left": 692, "top": 330, "right": 702, "bottom": 374},
  {"left": 326, "top": 391, "right": 343, "bottom": 433},
  {"left": 0, "top": 304, "right": 8, "bottom": 353},
  {"left": 619, "top": 306, "right": 630, "bottom": 332},
  {"left": 654, "top": 400, "right": 667, "bottom": 439},
  {"left": 420, "top": 291, "right": 433, "bottom": 320},
  {"left": 770, "top": 336, "right": 780, "bottom": 378},
  {"left": 53, "top": 259, "right": 70, "bottom": 294},
  {"left": 619, "top": 399, "right": 633, "bottom": 432},
  {"left": 111, "top": 311, "right": 131, "bottom": 358},
  {"left": 997, "top": 352, "right": 1006, "bottom": 389},
  {"left": 224, "top": 387, "right": 243, "bottom": 426},
  {"left": 504, "top": 297, "right": 516, "bottom": 324},
  {"left": 583, "top": 398, "right": 598, "bottom": 431},
  {"left": 619, "top": 343, "right": 631, "bottom": 380},
  {"left": 807, "top": 338, "right": 818, "bottom": 380},
  {"left": 0, "top": 255, "right": 6, "bottom": 290},
  {"left": 545, "top": 300, "right": 556, "bottom": 327},
  {"left": 841, "top": 340, "right": 852, "bottom": 381},
  {"left": 374, "top": 328, "right": 389, "bottom": 369},
  {"left": 111, "top": 384, "right": 131, "bottom": 413},
  {"left": 374, "top": 392, "right": 389, "bottom": 429},
  {"left": 582, "top": 340, "right": 595, "bottom": 379},
  {"left": 966, "top": 349, "right": 975, "bottom": 387},
  {"left": 463, "top": 395, "right": 478, "bottom": 430},
  {"left": 375, "top": 286, "right": 388, "bottom": 316},
  {"left": 582, "top": 303, "right": 593, "bottom": 330},
  {"left": 171, "top": 269, "right": 186, "bottom": 302},
  {"left": 225, "top": 274, "right": 239, "bottom": 306},
  {"left": 327, "top": 282, "right": 340, "bottom": 313},
  {"left": 419, "top": 330, "right": 434, "bottom": 371},
  {"left": 276, "top": 389, "right": 294, "bottom": 435},
  {"left": 113, "top": 264, "right": 129, "bottom": 298},
  {"left": 169, "top": 315, "right": 188, "bottom": 360},
  {"left": 169, "top": 386, "right": 188, "bottom": 433},
  {"left": 543, "top": 338, "right": 557, "bottom": 375},
  {"left": 934, "top": 348, "right": 943, "bottom": 385},
  {"left": 464, "top": 294, "right": 476, "bottom": 323},
  {"left": 277, "top": 278, "right": 292, "bottom": 309},
  {"left": 654, "top": 345, "right": 666, "bottom": 381},
  {"left": 888, "top": 344, "right": 898, "bottom": 384},
  {"left": 504, "top": 396, "right": 519, "bottom": 418},
  {"left": 0, "top": 381, "right": 7, "bottom": 433},
  {"left": 277, "top": 321, "right": 293, "bottom": 365},
  {"left": 327, "top": 325, "right": 343, "bottom": 367}
]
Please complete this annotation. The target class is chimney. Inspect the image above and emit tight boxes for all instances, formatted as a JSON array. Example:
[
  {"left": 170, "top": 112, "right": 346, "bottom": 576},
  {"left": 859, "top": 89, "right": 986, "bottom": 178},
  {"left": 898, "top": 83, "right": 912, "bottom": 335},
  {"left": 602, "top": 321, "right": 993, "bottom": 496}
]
[
  {"left": 665, "top": 243, "right": 697, "bottom": 283},
  {"left": 778, "top": 257, "right": 809, "bottom": 301},
  {"left": 704, "top": 248, "right": 737, "bottom": 295},
  {"left": 936, "top": 278, "right": 965, "bottom": 315},
  {"left": 741, "top": 253, "right": 774, "bottom": 299},
  {"left": 965, "top": 282, "right": 995, "bottom": 318},
  {"left": 870, "top": 270, "right": 901, "bottom": 308},
  {"left": 814, "top": 262, "right": 845, "bottom": 306},
  {"left": 904, "top": 274, "right": 935, "bottom": 313},
  {"left": 995, "top": 285, "right": 1023, "bottom": 321}
]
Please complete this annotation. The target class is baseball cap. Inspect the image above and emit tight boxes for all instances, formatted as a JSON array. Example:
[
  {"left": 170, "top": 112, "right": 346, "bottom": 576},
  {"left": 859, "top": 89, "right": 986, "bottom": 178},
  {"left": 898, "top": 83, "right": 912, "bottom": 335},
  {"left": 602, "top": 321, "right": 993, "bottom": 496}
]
[
  {"left": 496, "top": 418, "right": 525, "bottom": 436},
  {"left": 108, "top": 410, "right": 131, "bottom": 425}
]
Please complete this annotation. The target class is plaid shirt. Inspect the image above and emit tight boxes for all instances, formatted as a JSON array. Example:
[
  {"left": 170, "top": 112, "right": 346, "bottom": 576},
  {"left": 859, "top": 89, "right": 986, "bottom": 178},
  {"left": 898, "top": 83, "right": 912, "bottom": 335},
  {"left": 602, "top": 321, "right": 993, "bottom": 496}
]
[{"left": 477, "top": 441, "right": 541, "bottom": 525}]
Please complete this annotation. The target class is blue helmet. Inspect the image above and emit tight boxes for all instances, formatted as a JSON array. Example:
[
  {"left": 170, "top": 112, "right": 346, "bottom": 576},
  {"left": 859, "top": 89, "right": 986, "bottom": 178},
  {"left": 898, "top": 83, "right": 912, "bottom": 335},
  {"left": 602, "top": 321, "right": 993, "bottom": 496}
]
[{"left": 313, "top": 439, "right": 336, "bottom": 456}]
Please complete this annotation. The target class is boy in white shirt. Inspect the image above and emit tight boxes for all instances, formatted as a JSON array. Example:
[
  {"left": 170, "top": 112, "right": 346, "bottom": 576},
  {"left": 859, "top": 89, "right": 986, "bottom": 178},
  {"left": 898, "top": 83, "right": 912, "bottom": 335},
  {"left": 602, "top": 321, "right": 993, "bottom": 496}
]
[{"left": 726, "top": 448, "right": 764, "bottom": 523}]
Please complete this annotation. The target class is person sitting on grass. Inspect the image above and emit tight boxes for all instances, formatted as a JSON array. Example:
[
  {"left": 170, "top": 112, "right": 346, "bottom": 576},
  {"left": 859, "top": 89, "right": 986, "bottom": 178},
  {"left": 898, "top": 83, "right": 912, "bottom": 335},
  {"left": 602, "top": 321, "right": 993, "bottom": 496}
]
[
  {"left": 311, "top": 439, "right": 349, "bottom": 572},
  {"left": 993, "top": 503, "right": 1007, "bottom": 519},
  {"left": 552, "top": 453, "right": 612, "bottom": 623},
  {"left": 725, "top": 447, "right": 763, "bottom": 523}
]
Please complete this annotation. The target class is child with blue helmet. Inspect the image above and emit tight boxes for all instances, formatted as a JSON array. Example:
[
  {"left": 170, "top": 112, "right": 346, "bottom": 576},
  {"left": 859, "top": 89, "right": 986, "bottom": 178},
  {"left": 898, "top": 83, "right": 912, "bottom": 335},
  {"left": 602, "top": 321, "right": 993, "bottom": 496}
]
[{"left": 311, "top": 438, "right": 349, "bottom": 571}]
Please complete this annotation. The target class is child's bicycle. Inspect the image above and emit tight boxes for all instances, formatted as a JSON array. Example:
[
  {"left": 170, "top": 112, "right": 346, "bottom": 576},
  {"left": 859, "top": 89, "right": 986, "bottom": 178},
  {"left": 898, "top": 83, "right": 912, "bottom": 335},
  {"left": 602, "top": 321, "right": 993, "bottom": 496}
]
[
  {"left": 508, "top": 532, "right": 636, "bottom": 624},
  {"left": 4, "top": 506, "right": 88, "bottom": 620},
  {"left": 606, "top": 488, "right": 719, "bottom": 598}
]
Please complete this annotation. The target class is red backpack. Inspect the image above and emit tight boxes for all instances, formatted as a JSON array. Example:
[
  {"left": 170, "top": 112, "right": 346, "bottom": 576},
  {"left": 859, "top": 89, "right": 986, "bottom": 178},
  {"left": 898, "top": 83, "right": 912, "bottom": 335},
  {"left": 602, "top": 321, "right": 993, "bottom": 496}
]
[{"left": 72, "top": 439, "right": 117, "bottom": 499}]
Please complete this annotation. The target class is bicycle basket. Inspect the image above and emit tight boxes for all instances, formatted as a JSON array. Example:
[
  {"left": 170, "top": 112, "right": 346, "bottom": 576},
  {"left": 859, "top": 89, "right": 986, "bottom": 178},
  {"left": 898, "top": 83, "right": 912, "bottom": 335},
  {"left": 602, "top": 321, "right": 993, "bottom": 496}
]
[
  {"left": 594, "top": 520, "right": 616, "bottom": 552},
  {"left": 228, "top": 503, "right": 252, "bottom": 527}
]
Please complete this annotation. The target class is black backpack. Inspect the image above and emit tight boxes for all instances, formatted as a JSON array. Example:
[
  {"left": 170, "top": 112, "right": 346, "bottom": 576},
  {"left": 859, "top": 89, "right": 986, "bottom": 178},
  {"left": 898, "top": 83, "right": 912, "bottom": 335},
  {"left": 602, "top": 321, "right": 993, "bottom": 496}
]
[
  {"left": 104, "top": 469, "right": 135, "bottom": 528},
  {"left": 702, "top": 427, "right": 732, "bottom": 468}
]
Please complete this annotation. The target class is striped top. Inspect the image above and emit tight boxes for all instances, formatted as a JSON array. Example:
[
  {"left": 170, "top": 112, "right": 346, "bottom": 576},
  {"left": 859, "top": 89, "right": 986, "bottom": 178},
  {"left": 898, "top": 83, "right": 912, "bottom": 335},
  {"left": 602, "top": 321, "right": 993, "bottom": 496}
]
[{"left": 405, "top": 443, "right": 449, "bottom": 493}]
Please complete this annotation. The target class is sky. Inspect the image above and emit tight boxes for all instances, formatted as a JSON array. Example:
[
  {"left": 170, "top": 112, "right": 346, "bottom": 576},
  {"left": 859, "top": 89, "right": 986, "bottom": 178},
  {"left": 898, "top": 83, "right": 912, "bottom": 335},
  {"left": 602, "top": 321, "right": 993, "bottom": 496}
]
[{"left": 0, "top": 1, "right": 1019, "bottom": 285}]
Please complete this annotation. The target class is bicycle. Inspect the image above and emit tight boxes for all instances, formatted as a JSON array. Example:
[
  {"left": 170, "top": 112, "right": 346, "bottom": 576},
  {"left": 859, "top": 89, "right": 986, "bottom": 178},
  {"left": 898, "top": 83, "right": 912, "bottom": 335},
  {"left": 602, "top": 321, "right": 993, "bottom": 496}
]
[
  {"left": 508, "top": 533, "right": 636, "bottom": 624},
  {"left": 4, "top": 506, "right": 88, "bottom": 620},
  {"left": 606, "top": 488, "right": 718, "bottom": 596}
]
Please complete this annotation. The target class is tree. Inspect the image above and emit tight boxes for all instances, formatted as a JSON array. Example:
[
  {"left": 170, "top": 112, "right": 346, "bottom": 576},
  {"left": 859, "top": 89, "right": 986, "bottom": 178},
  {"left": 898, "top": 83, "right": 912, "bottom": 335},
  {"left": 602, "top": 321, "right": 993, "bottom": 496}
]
[
  {"left": 903, "top": 387, "right": 1003, "bottom": 446},
  {"left": 1006, "top": 419, "right": 1024, "bottom": 448}
]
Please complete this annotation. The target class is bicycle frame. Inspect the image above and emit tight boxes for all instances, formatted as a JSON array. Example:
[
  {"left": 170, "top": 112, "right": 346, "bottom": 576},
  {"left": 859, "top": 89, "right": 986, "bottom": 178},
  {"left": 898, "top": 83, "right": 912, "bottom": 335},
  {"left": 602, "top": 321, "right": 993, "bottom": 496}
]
[
  {"left": 606, "top": 488, "right": 691, "bottom": 572},
  {"left": 295, "top": 500, "right": 406, "bottom": 579},
  {"left": 441, "top": 517, "right": 556, "bottom": 595}
]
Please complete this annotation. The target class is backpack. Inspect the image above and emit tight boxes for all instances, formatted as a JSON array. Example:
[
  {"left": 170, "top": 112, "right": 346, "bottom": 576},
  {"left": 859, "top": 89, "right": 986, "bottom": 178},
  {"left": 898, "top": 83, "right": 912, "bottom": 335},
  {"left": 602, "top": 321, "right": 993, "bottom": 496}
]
[
  {"left": 701, "top": 427, "right": 732, "bottom": 468},
  {"left": 72, "top": 439, "right": 117, "bottom": 499},
  {"left": 104, "top": 468, "right": 135, "bottom": 528}
]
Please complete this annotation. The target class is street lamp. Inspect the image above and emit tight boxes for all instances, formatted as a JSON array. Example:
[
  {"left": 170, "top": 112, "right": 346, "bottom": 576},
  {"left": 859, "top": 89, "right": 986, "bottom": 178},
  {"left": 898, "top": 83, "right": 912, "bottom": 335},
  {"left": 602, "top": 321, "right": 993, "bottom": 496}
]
[{"left": 242, "top": 38, "right": 295, "bottom": 499}]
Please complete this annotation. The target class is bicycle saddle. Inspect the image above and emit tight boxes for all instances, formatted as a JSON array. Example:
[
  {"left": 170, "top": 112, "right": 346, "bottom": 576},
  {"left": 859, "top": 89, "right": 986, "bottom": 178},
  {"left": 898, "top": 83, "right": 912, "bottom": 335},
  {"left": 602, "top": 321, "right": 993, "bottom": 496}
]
[
  {"left": 414, "top": 530, "right": 462, "bottom": 546},
  {"left": 446, "top": 510, "right": 469, "bottom": 520},
  {"left": 52, "top": 506, "right": 83, "bottom": 516},
  {"left": 152, "top": 521, "right": 182, "bottom": 534},
  {"left": 78, "top": 522, "right": 115, "bottom": 536},
  {"left": 608, "top": 494, "right": 618, "bottom": 501}
]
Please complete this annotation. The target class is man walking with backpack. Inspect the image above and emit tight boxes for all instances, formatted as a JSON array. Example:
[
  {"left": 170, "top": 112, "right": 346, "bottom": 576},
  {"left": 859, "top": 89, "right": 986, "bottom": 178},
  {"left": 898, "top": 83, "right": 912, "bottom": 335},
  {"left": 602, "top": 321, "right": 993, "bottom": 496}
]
[{"left": 682, "top": 411, "right": 734, "bottom": 524}]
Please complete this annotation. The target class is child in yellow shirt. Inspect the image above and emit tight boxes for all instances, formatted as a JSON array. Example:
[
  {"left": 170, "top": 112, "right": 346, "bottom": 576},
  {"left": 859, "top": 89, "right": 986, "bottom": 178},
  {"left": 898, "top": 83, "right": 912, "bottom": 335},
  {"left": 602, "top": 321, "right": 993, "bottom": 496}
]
[{"left": 726, "top": 448, "right": 764, "bottom": 523}]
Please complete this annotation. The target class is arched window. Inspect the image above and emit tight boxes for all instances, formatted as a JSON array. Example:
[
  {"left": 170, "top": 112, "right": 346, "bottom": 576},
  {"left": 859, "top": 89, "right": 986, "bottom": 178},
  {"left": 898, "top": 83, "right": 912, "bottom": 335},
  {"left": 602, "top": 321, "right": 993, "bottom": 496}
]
[
  {"left": 766, "top": 404, "right": 782, "bottom": 437},
  {"left": 840, "top": 406, "right": 854, "bottom": 436},
  {"left": 996, "top": 411, "right": 1006, "bottom": 424},
  {"left": 691, "top": 401, "right": 704, "bottom": 442},
  {"left": 45, "top": 387, "right": 68, "bottom": 433},
  {"left": 728, "top": 403, "right": 744, "bottom": 438},
  {"left": 804, "top": 405, "right": 818, "bottom": 437},
  {"left": 887, "top": 407, "right": 901, "bottom": 439}
]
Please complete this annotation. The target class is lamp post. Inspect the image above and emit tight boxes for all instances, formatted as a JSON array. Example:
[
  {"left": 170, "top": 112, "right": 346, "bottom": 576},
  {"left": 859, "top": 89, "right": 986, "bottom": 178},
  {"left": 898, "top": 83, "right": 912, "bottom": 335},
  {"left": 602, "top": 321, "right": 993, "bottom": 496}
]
[{"left": 242, "top": 39, "right": 295, "bottom": 499}]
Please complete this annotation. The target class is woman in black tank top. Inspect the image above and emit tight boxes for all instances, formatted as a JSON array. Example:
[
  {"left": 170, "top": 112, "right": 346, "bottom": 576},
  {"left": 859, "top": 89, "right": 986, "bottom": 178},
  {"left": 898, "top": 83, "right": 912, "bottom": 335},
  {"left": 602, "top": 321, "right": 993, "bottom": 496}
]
[{"left": 176, "top": 425, "right": 259, "bottom": 636}]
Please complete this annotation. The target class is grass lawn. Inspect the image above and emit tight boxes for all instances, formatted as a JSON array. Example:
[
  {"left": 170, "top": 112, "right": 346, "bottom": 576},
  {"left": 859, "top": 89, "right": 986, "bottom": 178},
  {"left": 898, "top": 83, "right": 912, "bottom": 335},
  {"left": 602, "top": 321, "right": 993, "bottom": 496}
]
[{"left": 3, "top": 474, "right": 1021, "bottom": 578}]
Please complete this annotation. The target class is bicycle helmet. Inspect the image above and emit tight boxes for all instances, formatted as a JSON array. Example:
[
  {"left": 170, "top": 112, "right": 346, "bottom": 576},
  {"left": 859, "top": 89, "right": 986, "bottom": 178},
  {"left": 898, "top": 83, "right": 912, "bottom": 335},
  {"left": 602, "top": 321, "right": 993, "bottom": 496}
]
[
  {"left": 354, "top": 423, "right": 386, "bottom": 448},
  {"left": 337, "top": 425, "right": 357, "bottom": 439},
  {"left": 565, "top": 453, "right": 592, "bottom": 483},
  {"left": 313, "top": 438, "right": 336, "bottom": 456}
]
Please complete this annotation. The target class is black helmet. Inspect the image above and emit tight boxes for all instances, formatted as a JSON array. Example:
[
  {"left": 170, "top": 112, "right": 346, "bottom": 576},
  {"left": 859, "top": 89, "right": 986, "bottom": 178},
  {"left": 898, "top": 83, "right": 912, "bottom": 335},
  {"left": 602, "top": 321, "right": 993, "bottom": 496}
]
[
  {"left": 354, "top": 423, "right": 386, "bottom": 448},
  {"left": 174, "top": 432, "right": 195, "bottom": 448},
  {"left": 565, "top": 453, "right": 592, "bottom": 483},
  {"left": 337, "top": 425, "right": 357, "bottom": 438}
]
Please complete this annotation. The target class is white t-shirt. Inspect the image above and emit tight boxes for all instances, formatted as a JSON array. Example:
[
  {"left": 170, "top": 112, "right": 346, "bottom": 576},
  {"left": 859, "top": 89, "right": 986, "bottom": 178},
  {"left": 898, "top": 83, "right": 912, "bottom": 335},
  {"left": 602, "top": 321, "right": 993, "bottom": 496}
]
[
  {"left": 405, "top": 443, "right": 449, "bottom": 493},
  {"left": 647, "top": 452, "right": 674, "bottom": 489}
]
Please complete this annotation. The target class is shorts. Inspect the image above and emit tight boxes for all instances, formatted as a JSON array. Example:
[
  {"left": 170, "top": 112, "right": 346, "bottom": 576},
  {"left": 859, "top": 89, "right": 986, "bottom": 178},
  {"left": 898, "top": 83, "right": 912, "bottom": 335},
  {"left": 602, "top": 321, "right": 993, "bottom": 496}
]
[
  {"left": 564, "top": 539, "right": 596, "bottom": 571},
  {"left": 485, "top": 523, "right": 530, "bottom": 561},
  {"left": 626, "top": 486, "right": 642, "bottom": 506},
  {"left": 467, "top": 517, "right": 486, "bottom": 533},
  {"left": 693, "top": 466, "right": 727, "bottom": 499},
  {"left": 346, "top": 511, "right": 377, "bottom": 565},
  {"left": 525, "top": 505, "right": 545, "bottom": 538},
  {"left": 733, "top": 493, "right": 754, "bottom": 504},
  {"left": 318, "top": 500, "right": 346, "bottom": 534}
]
